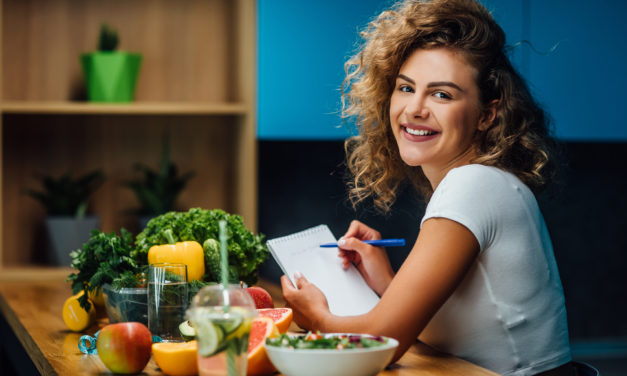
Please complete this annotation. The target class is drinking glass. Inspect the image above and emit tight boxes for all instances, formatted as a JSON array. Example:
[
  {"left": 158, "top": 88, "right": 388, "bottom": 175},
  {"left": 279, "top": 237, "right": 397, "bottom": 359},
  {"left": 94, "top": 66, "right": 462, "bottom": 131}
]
[
  {"left": 187, "top": 284, "right": 257, "bottom": 376},
  {"left": 148, "top": 263, "right": 188, "bottom": 342}
]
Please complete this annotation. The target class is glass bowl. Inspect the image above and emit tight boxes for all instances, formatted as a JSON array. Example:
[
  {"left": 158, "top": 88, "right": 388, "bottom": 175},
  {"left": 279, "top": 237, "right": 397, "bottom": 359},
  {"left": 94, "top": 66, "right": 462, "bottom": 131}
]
[{"left": 102, "top": 283, "right": 148, "bottom": 325}]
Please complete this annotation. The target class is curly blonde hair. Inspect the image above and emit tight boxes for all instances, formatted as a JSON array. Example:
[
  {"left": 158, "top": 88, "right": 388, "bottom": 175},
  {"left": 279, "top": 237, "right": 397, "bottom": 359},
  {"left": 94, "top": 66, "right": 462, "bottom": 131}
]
[{"left": 343, "top": 0, "right": 556, "bottom": 212}]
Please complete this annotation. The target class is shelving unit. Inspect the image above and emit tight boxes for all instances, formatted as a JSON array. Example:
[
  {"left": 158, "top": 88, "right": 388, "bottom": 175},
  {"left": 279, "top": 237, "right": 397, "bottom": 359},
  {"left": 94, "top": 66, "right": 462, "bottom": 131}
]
[
  {"left": 0, "top": 0, "right": 258, "bottom": 276},
  {"left": 0, "top": 101, "right": 249, "bottom": 115}
]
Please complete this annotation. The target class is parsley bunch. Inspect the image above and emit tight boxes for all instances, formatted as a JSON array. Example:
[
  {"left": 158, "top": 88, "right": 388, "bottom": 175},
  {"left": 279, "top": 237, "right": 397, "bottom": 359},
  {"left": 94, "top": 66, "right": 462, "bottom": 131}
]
[{"left": 67, "top": 229, "right": 143, "bottom": 310}]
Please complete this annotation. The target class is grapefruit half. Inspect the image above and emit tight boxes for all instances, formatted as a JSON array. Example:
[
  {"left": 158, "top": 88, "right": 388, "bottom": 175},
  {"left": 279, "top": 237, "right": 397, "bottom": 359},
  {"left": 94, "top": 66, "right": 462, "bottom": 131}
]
[
  {"left": 256, "top": 308, "right": 293, "bottom": 333},
  {"left": 247, "top": 316, "right": 279, "bottom": 376}
]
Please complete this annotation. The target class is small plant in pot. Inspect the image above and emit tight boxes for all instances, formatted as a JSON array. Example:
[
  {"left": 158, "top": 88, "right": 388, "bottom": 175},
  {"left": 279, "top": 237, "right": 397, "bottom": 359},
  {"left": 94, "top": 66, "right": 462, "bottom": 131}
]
[
  {"left": 125, "top": 136, "right": 195, "bottom": 229},
  {"left": 26, "top": 170, "right": 105, "bottom": 266},
  {"left": 81, "top": 23, "right": 142, "bottom": 102}
]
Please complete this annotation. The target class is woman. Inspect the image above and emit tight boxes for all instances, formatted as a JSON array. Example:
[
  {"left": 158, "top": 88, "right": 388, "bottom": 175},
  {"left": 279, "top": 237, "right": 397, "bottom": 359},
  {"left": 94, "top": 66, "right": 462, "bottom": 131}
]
[{"left": 280, "top": 0, "right": 575, "bottom": 375}]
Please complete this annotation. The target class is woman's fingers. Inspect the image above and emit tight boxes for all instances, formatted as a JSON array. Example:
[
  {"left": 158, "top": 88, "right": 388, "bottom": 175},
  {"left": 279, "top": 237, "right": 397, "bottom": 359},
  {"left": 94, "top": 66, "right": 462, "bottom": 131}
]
[
  {"left": 279, "top": 273, "right": 331, "bottom": 330},
  {"left": 338, "top": 238, "right": 374, "bottom": 270},
  {"left": 280, "top": 275, "right": 296, "bottom": 292},
  {"left": 280, "top": 272, "right": 308, "bottom": 292},
  {"left": 343, "top": 220, "right": 381, "bottom": 241},
  {"left": 338, "top": 221, "right": 382, "bottom": 271},
  {"left": 339, "top": 237, "right": 374, "bottom": 256},
  {"left": 293, "top": 271, "right": 308, "bottom": 289},
  {"left": 338, "top": 248, "right": 360, "bottom": 269}
]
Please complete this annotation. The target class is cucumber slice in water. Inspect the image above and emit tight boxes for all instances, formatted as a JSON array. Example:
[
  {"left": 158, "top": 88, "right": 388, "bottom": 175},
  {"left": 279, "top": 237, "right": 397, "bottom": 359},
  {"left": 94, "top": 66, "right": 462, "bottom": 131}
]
[
  {"left": 179, "top": 320, "right": 196, "bottom": 341},
  {"left": 195, "top": 320, "right": 223, "bottom": 357},
  {"left": 213, "top": 313, "right": 243, "bottom": 335}
]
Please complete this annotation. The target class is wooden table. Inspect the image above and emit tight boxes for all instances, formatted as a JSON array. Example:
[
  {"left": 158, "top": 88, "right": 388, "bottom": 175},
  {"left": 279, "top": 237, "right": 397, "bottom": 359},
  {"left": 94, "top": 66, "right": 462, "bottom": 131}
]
[{"left": 0, "top": 273, "right": 499, "bottom": 375}]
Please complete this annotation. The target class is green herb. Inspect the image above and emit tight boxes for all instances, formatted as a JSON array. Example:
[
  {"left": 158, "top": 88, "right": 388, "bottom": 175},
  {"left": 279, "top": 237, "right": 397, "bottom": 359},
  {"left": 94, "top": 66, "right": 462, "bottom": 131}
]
[
  {"left": 67, "top": 229, "right": 143, "bottom": 310},
  {"left": 134, "top": 208, "right": 269, "bottom": 286},
  {"left": 266, "top": 332, "right": 388, "bottom": 350}
]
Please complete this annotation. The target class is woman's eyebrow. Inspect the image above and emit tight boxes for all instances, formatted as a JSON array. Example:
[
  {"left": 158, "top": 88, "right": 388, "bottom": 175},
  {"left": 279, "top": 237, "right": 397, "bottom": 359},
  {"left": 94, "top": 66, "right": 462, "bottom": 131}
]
[
  {"left": 397, "top": 74, "right": 464, "bottom": 92},
  {"left": 397, "top": 74, "right": 415, "bottom": 84},
  {"left": 427, "top": 81, "right": 464, "bottom": 92}
]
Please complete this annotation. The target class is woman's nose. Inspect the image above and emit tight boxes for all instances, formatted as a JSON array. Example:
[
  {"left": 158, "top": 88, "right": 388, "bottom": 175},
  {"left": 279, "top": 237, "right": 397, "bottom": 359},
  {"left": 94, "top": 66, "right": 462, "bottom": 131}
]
[{"left": 405, "top": 95, "right": 429, "bottom": 119}]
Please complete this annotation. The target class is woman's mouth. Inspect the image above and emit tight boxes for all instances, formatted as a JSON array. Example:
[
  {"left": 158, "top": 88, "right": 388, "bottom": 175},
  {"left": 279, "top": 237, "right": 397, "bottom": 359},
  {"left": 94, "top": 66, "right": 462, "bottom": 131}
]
[{"left": 401, "top": 125, "right": 439, "bottom": 141}]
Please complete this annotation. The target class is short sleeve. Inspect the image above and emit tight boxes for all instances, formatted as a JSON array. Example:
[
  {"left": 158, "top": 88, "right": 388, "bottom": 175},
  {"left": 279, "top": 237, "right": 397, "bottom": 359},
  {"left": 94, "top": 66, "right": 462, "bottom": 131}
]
[{"left": 420, "top": 165, "right": 506, "bottom": 252}]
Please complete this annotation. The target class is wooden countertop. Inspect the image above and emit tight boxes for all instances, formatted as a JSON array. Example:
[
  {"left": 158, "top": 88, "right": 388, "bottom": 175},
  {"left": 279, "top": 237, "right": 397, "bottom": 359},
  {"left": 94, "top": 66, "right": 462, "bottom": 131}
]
[{"left": 0, "top": 271, "right": 499, "bottom": 376}]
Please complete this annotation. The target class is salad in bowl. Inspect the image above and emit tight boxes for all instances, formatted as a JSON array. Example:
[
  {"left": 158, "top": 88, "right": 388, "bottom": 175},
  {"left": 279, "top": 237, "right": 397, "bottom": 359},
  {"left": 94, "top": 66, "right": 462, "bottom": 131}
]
[{"left": 265, "top": 332, "right": 399, "bottom": 376}]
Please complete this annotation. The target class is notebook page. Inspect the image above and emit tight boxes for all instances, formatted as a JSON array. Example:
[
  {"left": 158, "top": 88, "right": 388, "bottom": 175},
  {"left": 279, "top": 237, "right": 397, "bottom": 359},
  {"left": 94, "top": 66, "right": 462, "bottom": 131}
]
[{"left": 267, "top": 225, "right": 380, "bottom": 316}]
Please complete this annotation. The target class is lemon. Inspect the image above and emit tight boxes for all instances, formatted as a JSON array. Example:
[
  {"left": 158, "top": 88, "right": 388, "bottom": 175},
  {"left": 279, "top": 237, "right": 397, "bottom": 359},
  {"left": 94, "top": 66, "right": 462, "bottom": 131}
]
[
  {"left": 62, "top": 292, "right": 96, "bottom": 332},
  {"left": 225, "top": 317, "right": 252, "bottom": 341}
]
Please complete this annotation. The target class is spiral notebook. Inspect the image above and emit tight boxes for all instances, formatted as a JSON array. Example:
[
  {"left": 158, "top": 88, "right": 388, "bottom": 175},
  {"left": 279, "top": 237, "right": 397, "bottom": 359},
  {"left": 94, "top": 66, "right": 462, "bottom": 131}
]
[{"left": 267, "top": 224, "right": 380, "bottom": 316}]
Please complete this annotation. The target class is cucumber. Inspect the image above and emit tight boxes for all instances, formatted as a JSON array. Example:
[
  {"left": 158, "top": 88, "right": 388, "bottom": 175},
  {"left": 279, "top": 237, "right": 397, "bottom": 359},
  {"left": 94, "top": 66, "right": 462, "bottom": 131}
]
[
  {"left": 195, "top": 319, "right": 223, "bottom": 357},
  {"left": 179, "top": 320, "right": 196, "bottom": 341},
  {"left": 212, "top": 314, "right": 243, "bottom": 335}
]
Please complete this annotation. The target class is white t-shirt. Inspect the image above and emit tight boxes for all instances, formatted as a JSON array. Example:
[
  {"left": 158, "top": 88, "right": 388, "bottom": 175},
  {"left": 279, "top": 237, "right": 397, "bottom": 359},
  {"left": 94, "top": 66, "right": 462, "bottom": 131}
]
[{"left": 419, "top": 164, "right": 571, "bottom": 376}]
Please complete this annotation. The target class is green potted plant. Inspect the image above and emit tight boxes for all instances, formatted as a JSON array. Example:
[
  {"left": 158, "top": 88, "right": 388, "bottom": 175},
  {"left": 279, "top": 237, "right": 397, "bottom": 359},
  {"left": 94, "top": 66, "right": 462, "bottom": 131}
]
[
  {"left": 125, "top": 136, "right": 195, "bottom": 228},
  {"left": 26, "top": 170, "right": 105, "bottom": 266},
  {"left": 81, "top": 23, "right": 142, "bottom": 102}
]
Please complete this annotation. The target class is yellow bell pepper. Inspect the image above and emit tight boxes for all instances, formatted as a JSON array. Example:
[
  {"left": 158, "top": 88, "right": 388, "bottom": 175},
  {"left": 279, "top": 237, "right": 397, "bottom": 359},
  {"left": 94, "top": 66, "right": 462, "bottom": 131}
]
[{"left": 148, "top": 229, "right": 205, "bottom": 281}]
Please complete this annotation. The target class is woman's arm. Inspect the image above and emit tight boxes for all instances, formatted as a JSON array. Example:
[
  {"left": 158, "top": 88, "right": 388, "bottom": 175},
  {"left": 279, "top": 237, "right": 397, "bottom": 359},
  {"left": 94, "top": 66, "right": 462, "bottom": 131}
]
[{"left": 282, "top": 217, "right": 480, "bottom": 363}]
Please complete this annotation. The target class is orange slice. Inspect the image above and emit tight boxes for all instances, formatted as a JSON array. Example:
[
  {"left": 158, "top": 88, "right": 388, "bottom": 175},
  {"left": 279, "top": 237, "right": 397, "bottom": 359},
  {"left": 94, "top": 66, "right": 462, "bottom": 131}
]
[
  {"left": 152, "top": 340, "right": 198, "bottom": 376},
  {"left": 247, "top": 316, "right": 279, "bottom": 376},
  {"left": 256, "top": 308, "right": 293, "bottom": 333}
]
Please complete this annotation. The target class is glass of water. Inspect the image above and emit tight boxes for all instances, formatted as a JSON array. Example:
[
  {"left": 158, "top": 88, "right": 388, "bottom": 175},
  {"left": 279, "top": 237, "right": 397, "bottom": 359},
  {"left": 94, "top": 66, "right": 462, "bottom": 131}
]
[
  {"left": 148, "top": 263, "right": 188, "bottom": 342},
  {"left": 187, "top": 284, "right": 257, "bottom": 376}
]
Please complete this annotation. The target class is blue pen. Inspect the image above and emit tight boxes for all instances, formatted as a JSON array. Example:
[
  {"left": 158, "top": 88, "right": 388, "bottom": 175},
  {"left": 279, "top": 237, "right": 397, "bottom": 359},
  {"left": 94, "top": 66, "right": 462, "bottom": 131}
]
[{"left": 319, "top": 239, "right": 406, "bottom": 248}]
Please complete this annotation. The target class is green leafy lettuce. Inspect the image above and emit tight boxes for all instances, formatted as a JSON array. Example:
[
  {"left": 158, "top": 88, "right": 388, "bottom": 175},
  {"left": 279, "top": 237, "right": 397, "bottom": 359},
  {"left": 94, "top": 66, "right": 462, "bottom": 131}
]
[{"left": 134, "top": 208, "right": 269, "bottom": 286}]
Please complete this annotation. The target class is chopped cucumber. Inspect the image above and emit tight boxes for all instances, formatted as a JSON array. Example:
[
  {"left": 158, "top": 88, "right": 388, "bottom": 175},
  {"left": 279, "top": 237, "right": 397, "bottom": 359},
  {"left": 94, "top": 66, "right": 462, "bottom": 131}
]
[{"left": 179, "top": 320, "right": 196, "bottom": 341}]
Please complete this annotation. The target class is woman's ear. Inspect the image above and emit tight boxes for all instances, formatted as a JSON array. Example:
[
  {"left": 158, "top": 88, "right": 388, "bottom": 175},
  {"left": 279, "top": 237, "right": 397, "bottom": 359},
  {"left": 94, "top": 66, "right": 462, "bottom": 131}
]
[{"left": 478, "top": 99, "right": 499, "bottom": 131}]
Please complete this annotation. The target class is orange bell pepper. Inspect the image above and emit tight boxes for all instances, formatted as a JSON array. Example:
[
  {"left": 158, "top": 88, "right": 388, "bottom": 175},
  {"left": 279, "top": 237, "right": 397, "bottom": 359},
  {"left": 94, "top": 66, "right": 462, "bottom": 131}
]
[{"left": 148, "top": 229, "right": 205, "bottom": 281}]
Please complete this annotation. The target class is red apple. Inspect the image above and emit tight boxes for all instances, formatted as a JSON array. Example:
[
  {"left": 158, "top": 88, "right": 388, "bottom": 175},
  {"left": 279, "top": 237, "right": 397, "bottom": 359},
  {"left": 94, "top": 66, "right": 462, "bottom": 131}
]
[
  {"left": 97, "top": 322, "right": 152, "bottom": 374},
  {"left": 246, "top": 286, "right": 274, "bottom": 309}
]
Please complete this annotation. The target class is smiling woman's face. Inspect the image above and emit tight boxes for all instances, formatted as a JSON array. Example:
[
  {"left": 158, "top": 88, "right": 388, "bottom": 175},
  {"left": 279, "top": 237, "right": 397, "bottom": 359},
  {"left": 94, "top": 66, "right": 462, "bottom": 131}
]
[{"left": 389, "top": 47, "right": 490, "bottom": 185}]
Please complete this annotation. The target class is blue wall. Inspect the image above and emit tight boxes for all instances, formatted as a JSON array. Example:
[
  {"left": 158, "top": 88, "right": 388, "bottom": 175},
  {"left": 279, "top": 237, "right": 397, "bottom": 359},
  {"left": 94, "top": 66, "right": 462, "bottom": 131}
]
[
  {"left": 257, "top": 0, "right": 389, "bottom": 140},
  {"left": 524, "top": 0, "right": 627, "bottom": 141},
  {"left": 258, "top": 0, "right": 627, "bottom": 141}
]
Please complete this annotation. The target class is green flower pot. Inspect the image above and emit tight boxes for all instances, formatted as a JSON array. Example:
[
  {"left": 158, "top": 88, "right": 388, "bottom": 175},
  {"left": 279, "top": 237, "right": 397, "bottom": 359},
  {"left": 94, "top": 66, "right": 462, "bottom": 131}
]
[{"left": 80, "top": 52, "right": 142, "bottom": 102}]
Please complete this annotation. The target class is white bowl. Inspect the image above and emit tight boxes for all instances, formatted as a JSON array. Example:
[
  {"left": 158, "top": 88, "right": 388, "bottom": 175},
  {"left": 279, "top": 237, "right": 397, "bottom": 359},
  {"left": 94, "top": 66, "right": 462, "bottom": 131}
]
[{"left": 264, "top": 333, "right": 398, "bottom": 376}]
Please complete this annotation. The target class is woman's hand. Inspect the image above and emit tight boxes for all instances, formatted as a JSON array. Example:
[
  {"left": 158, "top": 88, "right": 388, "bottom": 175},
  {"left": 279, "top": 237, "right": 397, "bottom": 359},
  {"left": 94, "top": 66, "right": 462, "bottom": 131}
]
[
  {"left": 338, "top": 220, "right": 395, "bottom": 296},
  {"left": 281, "top": 273, "right": 331, "bottom": 331}
]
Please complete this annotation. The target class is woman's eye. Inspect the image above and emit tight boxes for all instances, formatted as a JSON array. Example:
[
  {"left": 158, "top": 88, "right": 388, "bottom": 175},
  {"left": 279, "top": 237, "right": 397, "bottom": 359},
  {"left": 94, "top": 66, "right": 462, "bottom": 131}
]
[
  {"left": 399, "top": 85, "right": 414, "bottom": 93},
  {"left": 433, "top": 91, "right": 452, "bottom": 100}
]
